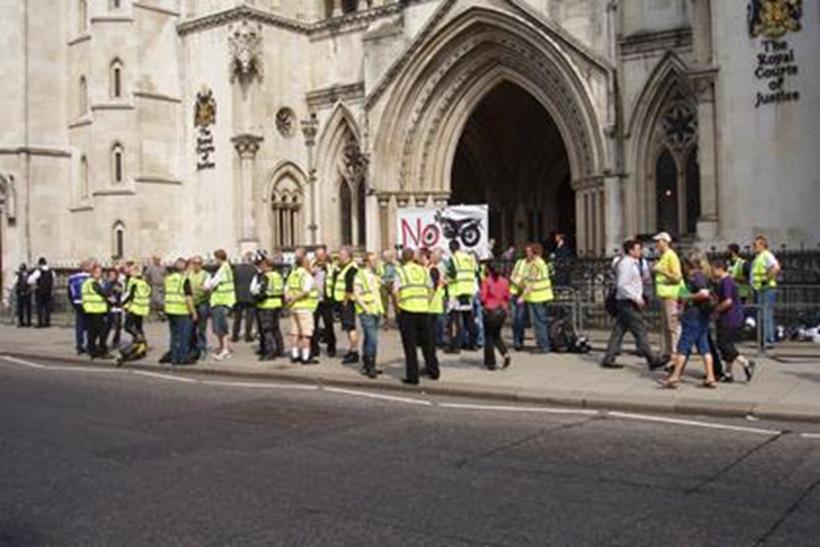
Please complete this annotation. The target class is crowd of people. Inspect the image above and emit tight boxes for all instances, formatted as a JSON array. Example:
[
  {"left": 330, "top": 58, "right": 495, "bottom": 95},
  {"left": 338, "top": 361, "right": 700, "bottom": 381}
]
[
  {"left": 61, "top": 230, "right": 780, "bottom": 388},
  {"left": 601, "top": 232, "right": 781, "bottom": 389}
]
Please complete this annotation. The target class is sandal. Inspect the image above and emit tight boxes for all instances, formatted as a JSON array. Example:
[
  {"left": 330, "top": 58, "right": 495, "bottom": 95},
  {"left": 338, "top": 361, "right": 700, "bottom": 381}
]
[
  {"left": 702, "top": 380, "right": 717, "bottom": 389},
  {"left": 659, "top": 377, "right": 680, "bottom": 389}
]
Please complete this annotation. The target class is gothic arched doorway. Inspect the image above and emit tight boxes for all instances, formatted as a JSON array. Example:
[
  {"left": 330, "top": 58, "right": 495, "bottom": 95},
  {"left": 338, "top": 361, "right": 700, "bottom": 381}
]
[{"left": 450, "top": 81, "right": 573, "bottom": 251}]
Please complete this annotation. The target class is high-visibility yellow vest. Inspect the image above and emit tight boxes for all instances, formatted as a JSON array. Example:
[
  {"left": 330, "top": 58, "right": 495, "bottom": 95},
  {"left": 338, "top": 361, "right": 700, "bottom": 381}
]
[
  {"left": 164, "top": 272, "right": 189, "bottom": 316},
  {"left": 654, "top": 249, "right": 684, "bottom": 299},
  {"left": 509, "top": 258, "right": 527, "bottom": 296},
  {"left": 354, "top": 269, "right": 383, "bottom": 316},
  {"left": 257, "top": 271, "right": 284, "bottom": 310},
  {"left": 286, "top": 267, "right": 318, "bottom": 311},
  {"left": 397, "top": 263, "right": 431, "bottom": 313},
  {"left": 450, "top": 251, "right": 476, "bottom": 297},
  {"left": 125, "top": 276, "right": 151, "bottom": 317},
  {"left": 81, "top": 278, "right": 107, "bottom": 314},
  {"left": 333, "top": 262, "right": 356, "bottom": 303},
  {"left": 210, "top": 263, "right": 236, "bottom": 308},
  {"left": 730, "top": 258, "right": 751, "bottom": 299},
  {"left": 188, "top": 270, "right": 209, "bottom": 306},
  {"left": 428, "top": 266, "right": 445, "bottom": 314},
  {"left": 324, "top": 262, "right": 337, "bottom": 299},
  {"left": 752, "top": 250, "right": 778, "bottom": 290},
  {"left": 523, "top": 257, "right": 554, "bottom": 304}
]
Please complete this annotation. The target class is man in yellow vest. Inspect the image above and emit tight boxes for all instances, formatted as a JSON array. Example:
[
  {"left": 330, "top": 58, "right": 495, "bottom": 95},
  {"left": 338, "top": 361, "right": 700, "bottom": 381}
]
[
  {"left": 353, "top": 252, "right": 383, "bottom": 378},
  {"left": 393, "top": 248, "right": 439, "bottom": 385},
  {"left": 204, "top": 249, "right": 236, "bottom": 361},
  {"left": 122, "top": 260, "right": 151, "bottom": 345},
  {"left": 253, "top": 256, "right": 285, "bottom": 361},
  {"left": 334, "top": 246, "right": 360, "bottom": 364},
  {"left": 162, "top": 258, "right": 196, "bottom": 366},
  {"left": 751, "top": 235, "right": 781, "bottom": 349},
  {"left": 286, "top": 250, "right": 319, "bottom": 364},
  {"left": 310, "top": 245, "right": 337, "bottom": 358},
  {"left": 652, "top": 232, "right": 683, "bottom": 362},
  {"left": 508, "top": 250, "right": 528, "bottom": 350},
  {"left": 727, "top": 244, "right": 751, "bottom": 303},
  {"left": 81, "top": 261, "right": 112, "bottom": 359},
  {"left": 445, "top": 240, "right": 478, "bottom": 353},
  {"left": 187, "top": 256, "right": 210, "bottom": 361},
  {"left": 518, "top": 243, "right": 554, "bottom": 353}
]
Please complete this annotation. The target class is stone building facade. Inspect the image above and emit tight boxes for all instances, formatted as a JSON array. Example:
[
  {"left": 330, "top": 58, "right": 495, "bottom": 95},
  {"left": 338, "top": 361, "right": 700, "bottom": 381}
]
[{"left": 0, "top": 0, "right": 818, "bottom": 287}]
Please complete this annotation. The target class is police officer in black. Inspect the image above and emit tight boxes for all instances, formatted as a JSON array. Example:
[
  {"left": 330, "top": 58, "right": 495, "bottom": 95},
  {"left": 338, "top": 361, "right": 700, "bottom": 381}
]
[
  {"left": 32, "top": 258, "right": 54, "bottom": 328},
  {"left": 14, "top": 263, "right": 32, "bottom": 328}
]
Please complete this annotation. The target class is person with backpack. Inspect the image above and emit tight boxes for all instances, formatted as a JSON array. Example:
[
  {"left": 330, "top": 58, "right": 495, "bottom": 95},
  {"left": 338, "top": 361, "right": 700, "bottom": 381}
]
[
  {"left": 27, "top": 257, "right": 54, "bottom": 328},
  {"left": 14, "top": 263, "right": 32, "bottom": 328},
  {"left": 479, "top": 262, "right": 511, "bottom": 370},
  {"left": 661, "top": 250, "right": 718, "bottom": 389},
  {"left": 601, "top": 239, "right": 665, "bottom": 370}
]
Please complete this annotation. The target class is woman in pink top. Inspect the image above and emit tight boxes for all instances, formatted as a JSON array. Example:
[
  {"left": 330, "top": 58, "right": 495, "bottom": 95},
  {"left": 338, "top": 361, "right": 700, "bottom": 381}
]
[{"left": 480, "top": 262, "right": 511, "bottom": 370}]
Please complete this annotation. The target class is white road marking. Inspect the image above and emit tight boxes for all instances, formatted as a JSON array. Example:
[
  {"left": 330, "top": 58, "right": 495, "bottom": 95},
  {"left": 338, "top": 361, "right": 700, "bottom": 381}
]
[
  {"left": 608, "top": 411, "right": 782, "bottom": 436},
  {"left": 438, "top": 402, "right": 599, "bottom": 416},
  {"left": 801, "top": 433, "right": 820, "bottom": 440},
  {"left": 201, "top": 380, "right": 318, "bottom": 390},
  {"left": 1, "top": 355, "right": 47, "bottom": 369},
  {"left": 43, "top": 365, "right": 121, "bottom": 373},
  {"left": 130, "top": 370, "right": 199, "bottom": 384},
  {"left": 323, "top": 387, "right": 433, "bottom": 406}
]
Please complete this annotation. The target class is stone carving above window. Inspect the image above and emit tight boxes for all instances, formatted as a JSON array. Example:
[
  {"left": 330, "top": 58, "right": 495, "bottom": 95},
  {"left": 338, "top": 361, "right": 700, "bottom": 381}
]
[
  {"left": 229, "top": 20, "right": 263, "bottom": 84},
  {"left": 275, "top": 107, "right": 296, "bottom": 138},
  {"left": 341, "top": 134, "right": 368, "bottom": 186},
  {"left": 658, "top": 91, "right": 698, "bottom": 155}
]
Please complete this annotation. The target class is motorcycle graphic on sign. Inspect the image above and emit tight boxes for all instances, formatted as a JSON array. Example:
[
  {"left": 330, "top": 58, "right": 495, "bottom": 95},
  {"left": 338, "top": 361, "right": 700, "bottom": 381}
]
[{"left": 396, "top": 205, "right": 490, "bottom": 258}]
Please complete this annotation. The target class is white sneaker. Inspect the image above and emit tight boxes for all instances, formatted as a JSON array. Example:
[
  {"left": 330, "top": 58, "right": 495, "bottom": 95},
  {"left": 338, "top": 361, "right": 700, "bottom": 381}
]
[{"left": 214, "top": 349, "right": 229, "bottom": 361}]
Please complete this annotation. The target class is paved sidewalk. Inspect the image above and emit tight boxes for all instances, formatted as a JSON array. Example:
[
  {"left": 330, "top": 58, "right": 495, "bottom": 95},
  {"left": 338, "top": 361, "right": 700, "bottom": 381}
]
[{"left": 1, "top": 322, "right": 818, "bottom": 423}]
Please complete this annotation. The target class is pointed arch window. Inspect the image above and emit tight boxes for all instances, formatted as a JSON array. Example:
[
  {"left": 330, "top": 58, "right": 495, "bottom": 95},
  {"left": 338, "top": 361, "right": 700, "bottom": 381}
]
[
  {"left": 112, "top": 221, "right": 125, "bottom": 259},
  {"left": 78, "top": 0, "right": 88, "bottom": 33},
  {"left": 271, "top": 174, "right": 303, "bottom": 248},
  {"left": 78, "top": 75, "right": 88, "bottom": 116},
  {"left": 110, "top": 59, "right": 124, "bottom": 99},
  {"left": 648, "top": 87, "right": 701, "bottom": 237},
  {"left": 339, "top": 181, "right": 353, "bottom": 246},
  {"left": 339, "top": 133, "right": 367, "bottom": 247},
  {"left": 111, "top": 143, "right": 124, "bottom": 184},
  {"left": 80, "top": 154, "right": 90, "bottom": 200}
]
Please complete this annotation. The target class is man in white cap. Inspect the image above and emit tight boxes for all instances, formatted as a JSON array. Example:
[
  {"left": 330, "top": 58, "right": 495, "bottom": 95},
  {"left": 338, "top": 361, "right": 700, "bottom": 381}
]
[{"left": 652, "top": 232, "right": 683, "bottom": 363}]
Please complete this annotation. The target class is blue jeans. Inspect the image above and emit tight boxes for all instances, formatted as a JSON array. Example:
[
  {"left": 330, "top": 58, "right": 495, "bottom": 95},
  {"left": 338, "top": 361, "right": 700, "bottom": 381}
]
[
  {"left": 527, "top": 302, "right": 551, "bottom": 352},
  {"left": 757, "top": 288, "right": 777, "bottom": 346},
  {"left": 510, "top": 297, "right": 526, "bottom": 348},
  {"left": 677, "top": 313, "right": 710, "bottom": 358},
  {"left": 359, "top": 313, "right": 380, "bottom": 360},
  {"left": 168, "top": 315, "right": 193, "bottom": 364},
  {"left": 473, "top": 296, "right": 485, "bottom": 348},
  {"left": 74, "top": 306, "right": 87, "bottom": 352},
  {"left": 435, "top": 313, "right": 447, "bottom": 346},
  {"left": 195, "top": 303, "right": 210, "bottom": 356}
]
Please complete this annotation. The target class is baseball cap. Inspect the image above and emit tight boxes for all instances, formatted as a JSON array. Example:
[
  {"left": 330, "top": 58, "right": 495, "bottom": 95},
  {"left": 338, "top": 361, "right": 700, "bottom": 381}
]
[{"left": 653, "top": 231, "right": 672, "bottom": 243}]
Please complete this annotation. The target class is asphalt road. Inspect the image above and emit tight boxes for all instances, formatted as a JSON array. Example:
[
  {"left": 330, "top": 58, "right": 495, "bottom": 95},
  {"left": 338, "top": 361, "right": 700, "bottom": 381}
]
[{"left": 1, "top": 358, "right": 819, "bottom": 547}]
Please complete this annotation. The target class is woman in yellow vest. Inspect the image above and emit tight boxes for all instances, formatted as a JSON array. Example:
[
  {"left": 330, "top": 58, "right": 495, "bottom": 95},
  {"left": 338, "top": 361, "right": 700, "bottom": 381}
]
[
  {"left": 353, "top": 252, "right": 383, "bottom": 378},
  {"left": 81, "top": 262, "right": 112, "bottom": 359},
  {"left": 122, "top": 260, "right": 151, "bottom": 346},
  {"left": 285, "top": 252, "right": 319, "bottom": 365},
  {"left": 652, "top": 232, "right": 684, "bottom": 362},
  {"left": 253, "top": 256, "right": 285, "bottom": 361}
]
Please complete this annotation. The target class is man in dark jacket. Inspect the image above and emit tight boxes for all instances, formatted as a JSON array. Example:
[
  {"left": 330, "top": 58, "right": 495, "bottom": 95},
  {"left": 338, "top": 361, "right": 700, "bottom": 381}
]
[{"left": 232, "top": 252, "right": 257, "bottom": 342}]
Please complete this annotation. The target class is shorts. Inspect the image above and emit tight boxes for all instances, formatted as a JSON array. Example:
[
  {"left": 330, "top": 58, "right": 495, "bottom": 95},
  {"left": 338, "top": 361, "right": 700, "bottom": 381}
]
[
  {"left": 676, "top": 314, "right": 710, "bottom": 358},
  {"left": 339, "top": 302, "right": 357, "bottom": 332},
  {"left": 211, "top": 305, "right": 230, "bottom": 337},
  {"left": 716, "top": 324, "right": 740, "bottom": 363},
  {"left": 290, "top": 310, "right": 315, "bottom": 337}
]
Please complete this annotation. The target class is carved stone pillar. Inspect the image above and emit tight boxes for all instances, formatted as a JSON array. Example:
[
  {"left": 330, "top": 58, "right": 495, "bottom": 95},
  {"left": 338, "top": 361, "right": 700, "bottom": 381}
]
[
  {"left": 301, "top": 113, "right": 319, "bottom": 244},
  {"left": 232, "top": 133, "right": 263, "bottom": 251},
  {"left": 378, "top": 195, "right": 390, "bottom": 251},
  {"left": 603, "top": 175, "right": 624, "bottom": 254},
  {"left": 689, "top": 68, "right": 720, "bottom": 240}
]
